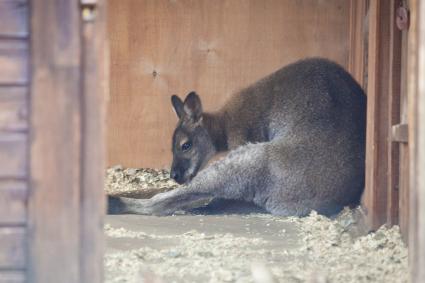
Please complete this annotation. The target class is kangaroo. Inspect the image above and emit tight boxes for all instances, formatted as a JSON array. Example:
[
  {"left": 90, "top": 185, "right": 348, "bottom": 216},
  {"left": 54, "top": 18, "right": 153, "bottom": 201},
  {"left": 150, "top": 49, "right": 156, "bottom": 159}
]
[{"left": 108, "top": 58, "right": 366, "bottom": 216}]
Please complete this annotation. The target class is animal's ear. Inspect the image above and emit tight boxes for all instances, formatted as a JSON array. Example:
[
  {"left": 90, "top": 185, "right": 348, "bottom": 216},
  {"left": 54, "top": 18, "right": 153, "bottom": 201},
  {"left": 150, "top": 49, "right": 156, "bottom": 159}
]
[
  {"left": 171, "top": 95, "right": 184, "bottom": 119},
  {"left": 183, "top": 91, "right": 203, "bottom": 122}
]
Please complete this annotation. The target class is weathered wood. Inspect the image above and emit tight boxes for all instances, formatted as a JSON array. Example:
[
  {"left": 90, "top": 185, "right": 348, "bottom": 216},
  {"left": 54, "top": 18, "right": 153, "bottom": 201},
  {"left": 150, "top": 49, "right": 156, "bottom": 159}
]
[
  {"left": 0, "top": 181, "right": 26, "bottom": 225},
  {"left": 0, "top": 227, "right": 25, "bottom": 269},
  {"left": 0, "top": 87, "right": 27, "bottom": 132},
  {"left": 364, "top": 0, "right": 392, "bottom": 230},
  {"left": 0, "top": 39, "right": 28, "bottom": 85},
  {"left": 28, "top": 0, "right": 82, "bottom": 282},
  {"left": 0, "top": 0, "right": 28, "bottom": 38},
  {"left": 408, "top": 0, "right": 425, "bottom": 281},
  {"left": 386, "top": 0, "right": 403, "bottom": 226},
  {"left": 107, "top": 0, "right": 353, "bottom": 168},
  {"left": 0, "top": 271, "right": 25, "bottom": 283},
  {"left": 80, "top": 0, "right": 107, "bottom": 282},
  {"left": 0, "top": 133, "right": 26, "bottom": 178},
  {"left": 392, "top": 124, "right": 408, "bottom": 143},
  {"left": 348, "top": 0, "right": 368, "bottom": 88}
]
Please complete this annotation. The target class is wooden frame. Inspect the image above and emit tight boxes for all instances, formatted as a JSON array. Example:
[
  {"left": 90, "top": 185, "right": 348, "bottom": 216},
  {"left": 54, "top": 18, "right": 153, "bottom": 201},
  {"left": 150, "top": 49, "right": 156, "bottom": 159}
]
[
  {"left": 408, "top": 0, "right": 425, "bottom": 281},
  {"left": 28, "top": 0, "right": 107, "bottom": 282},
  {"left": 363, "top": 0, "right": 405, "bottom": 231}
]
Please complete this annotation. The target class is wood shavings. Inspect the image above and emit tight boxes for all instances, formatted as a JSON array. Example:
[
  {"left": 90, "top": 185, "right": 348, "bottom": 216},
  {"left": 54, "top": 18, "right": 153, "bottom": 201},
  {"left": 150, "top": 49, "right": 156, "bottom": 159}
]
[{"left": 104, "top": 167, "right": 409, "bottom": 283}]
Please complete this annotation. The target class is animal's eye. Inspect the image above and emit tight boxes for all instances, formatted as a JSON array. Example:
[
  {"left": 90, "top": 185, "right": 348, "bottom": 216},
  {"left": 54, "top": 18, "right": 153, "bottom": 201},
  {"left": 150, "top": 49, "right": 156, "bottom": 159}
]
[{"left": 181, "top": 141, "right": 192, "bottom": 151}]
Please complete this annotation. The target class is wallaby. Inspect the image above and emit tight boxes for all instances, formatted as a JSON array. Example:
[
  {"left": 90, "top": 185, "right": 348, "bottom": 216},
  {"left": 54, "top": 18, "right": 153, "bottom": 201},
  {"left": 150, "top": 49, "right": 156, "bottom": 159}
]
[{"left": 108, "top": 58, "right": 366, "bottom": 216}]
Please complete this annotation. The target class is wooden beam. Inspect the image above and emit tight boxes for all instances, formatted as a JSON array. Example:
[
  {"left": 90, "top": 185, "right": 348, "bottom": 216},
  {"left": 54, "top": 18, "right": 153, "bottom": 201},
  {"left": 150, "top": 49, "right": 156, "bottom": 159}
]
[
  {"left": 79, "top": 0, "right": 107, "bottom": 282},
  {"left": 364, "top": 0, "right": 392, "bottom": 229},
  {"left": 387, "top": 0, "right": 403, "bottom": 227},
  {"left": 28, "top": 0, "right": 82, "bottom": 282},
  {"left": 409, "top": 0, "right": 425, "bottom": 281}
]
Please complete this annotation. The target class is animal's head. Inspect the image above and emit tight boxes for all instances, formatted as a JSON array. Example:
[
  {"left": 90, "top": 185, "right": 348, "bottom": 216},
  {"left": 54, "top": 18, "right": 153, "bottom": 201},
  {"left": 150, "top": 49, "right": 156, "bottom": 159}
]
[{"left": 170, "top": 91, "right": 216, "bottom": 184}]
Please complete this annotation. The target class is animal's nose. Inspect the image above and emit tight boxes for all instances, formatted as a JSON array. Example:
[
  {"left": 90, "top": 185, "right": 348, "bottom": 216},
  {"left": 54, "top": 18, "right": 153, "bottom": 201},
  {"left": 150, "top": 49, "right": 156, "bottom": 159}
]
[{"left": 170, "top": 170, "right": 180, "bottom": 182}]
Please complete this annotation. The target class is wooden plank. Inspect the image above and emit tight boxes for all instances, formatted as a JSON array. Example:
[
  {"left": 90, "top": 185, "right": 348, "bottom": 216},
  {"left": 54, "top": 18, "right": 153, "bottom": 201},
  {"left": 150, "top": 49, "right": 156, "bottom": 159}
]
[
  {"left": 409, "top": 0, "right": 425, "bottom": 281},
  {"left": 0, "top": 87, "right": 27, "bottom": 132},
  {"left": 0, "top": 271, "right": 25, "bottom": 283},
  {"left": 0, "top": 0, "right": 28, "bottom": 38},
  {"left": 386, "top": 0, "right": 403, "bottom": 226},
  {"left": 0, "top": 227, "right": 25, "bottom": 270},
  {"left": 107, "top": 0, "right": 353, "bottom": 168},
  {"left": 80, "top": 0, "right": 107, "bottom": 282},
  {"left": 0, "top": 181, "right": 27, "bottom": 225},
  {"left": 0, "top": 133, "right": 26, "bottom": 178},
  {"left": 364, "top": 0, "right": 392, "bottom": 230},
  {"left": 28, "top": 0, "right": 82, "bottom": 282},
  {"left": 348, "top": 0, "right": 368, "bottom": 88},
  {"left": 0, "top": 39, "right": 28, "bottom": 85}
]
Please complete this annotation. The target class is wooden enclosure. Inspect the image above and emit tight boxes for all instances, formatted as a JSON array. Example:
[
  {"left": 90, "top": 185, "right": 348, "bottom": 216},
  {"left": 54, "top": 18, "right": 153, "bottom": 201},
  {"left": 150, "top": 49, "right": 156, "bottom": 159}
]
[
  {"left": 0, "top": 0, "right": 425, "bottom": 282},
  {"left": 0, "top": 0, "right": 107, "bottom": 282},
  {"left": 107, "top": 0, "right": 366, "bottom": 168}
]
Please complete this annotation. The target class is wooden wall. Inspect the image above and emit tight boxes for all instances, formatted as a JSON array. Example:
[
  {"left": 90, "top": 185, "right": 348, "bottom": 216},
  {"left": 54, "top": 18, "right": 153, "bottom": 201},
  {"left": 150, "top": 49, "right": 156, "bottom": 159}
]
[
  {"left": 0, "top": 0, "right": 29, "bottom": 282},
  {"left": 107, "top": 0, "right": 365, "bottom": 168}
]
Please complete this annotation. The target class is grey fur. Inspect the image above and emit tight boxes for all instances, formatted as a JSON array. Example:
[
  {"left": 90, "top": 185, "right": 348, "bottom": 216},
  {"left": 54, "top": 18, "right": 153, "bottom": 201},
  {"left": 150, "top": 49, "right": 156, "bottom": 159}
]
[{"left": 108, "top": 58, "right": 366, "bottom": 216}]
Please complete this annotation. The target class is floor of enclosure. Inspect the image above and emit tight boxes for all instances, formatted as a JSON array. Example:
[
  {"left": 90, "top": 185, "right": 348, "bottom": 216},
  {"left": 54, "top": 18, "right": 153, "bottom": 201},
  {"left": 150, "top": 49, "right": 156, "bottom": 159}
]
[{"left": 104, "top": 211, "right": 408, "bottom": 283}]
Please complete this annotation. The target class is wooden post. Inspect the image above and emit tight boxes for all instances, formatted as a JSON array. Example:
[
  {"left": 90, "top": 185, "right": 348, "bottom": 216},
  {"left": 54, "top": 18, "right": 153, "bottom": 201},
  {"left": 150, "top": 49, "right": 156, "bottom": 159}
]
[
  {"left": 80, "top": 0, "right": 108, "bottom": 282},
  {"left": 28, "top": 0, "right": 106, "bottom": 282},
  {"left": 408, "top": 0, "right": 425, "bottom": 281},
  {"left": 363, "top": 0, "right": 403, "bottom": 230}
]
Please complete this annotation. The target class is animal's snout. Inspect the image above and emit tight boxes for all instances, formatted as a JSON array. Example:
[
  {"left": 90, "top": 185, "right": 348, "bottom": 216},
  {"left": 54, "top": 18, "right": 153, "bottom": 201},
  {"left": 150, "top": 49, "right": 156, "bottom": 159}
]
[{"left": 170, "top": 169, "right": 184, "bottom": 184}]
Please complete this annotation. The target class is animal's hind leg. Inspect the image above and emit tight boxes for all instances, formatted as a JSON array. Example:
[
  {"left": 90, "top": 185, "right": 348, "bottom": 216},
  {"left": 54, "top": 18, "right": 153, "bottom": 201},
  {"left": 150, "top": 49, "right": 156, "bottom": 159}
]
[{"left": 108, "top": 143, "right": 270, "bottom": 215}]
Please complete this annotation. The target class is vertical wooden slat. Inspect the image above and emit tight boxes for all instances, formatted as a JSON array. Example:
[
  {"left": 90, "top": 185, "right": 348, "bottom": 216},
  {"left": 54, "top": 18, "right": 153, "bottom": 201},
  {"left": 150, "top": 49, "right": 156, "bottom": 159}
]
[
  {"left": 28, "top": 0, "right": 82, "bottom": 282},
  {"left": 348, "top": 0, "right": 368, "bottom": 88},
  {"left": 409, "top": 0, "right": 425, "bottom": 281},
  {"left": 386, "top": 0, "right": 403, "bottom": 226},
  {"left": 364, "top": 0, "right": 392, "bottom": 229},
  {"left": 80, "top": 1, "right": 107, "bottom": 282}
]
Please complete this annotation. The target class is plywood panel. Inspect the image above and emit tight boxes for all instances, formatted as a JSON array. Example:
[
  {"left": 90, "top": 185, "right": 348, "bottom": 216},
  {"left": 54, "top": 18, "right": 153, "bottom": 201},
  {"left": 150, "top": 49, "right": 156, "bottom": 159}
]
[
  {"left": 107, "top": 0, "right": 354, "bottom": 168},
  {"left": 0, "top": 87, "right": 27, "bottom": 132},
  {"left": 0, "top": 227, "right": 25, "bottom": 269},
  {"left": 0, "top": 39, "right": 28, "bottom": 84},
  {"left": 0, "top": 133, "right": 26, "bottom": 178},
  {"left": 0, "top": 181, "right": 27, "bottom": 225},
  {"left": 0, "top": 0, "right": 28, "bottom": 38}
]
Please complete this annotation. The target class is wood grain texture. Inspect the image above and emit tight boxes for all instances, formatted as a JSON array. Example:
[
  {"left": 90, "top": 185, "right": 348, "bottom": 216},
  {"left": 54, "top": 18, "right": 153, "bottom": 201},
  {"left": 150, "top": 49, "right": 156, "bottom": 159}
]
[
  {"left": 0, "top": 227, "right": 25, "bottom": 269},
  {"left": 0, "top": 87, "right": 27, "bottom": 132},
  {"left": 386, "top": 0, "right": 403, "bottom": 227},
  {"left": 0, "top": 0, "right": 28, "bottom": 38},
  {"left": 399, "top": 11, "right": 410, "bottom": 242},
  {"left": 0, "top": 39, "right": 27, "bottom": 84},
  {"left": 0, "top": 181, "right": 27, "bottom": 225},
  {"left": 80, "top": 0, "right": 107, "bottom": 282},
  {"left": 408, "top": 0, "right": 425, "bottom": 281},
  {"left": 107, "top": 0, "right": 354, "bottom": 168},
  {"left": 28, "top": 0, "right": 82, "bottom": 282},
  {"left": 0, "top": 271, "right": 25, "bottom": 283},
  {"left": 0, "top": 133, "right": 26, "bottom": 178},
  {"left": 348, "top": 0, "right": 369, "bottom": 88},
  {"left": 363, "top": 0, "right": 394, "bottom": 230}
]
